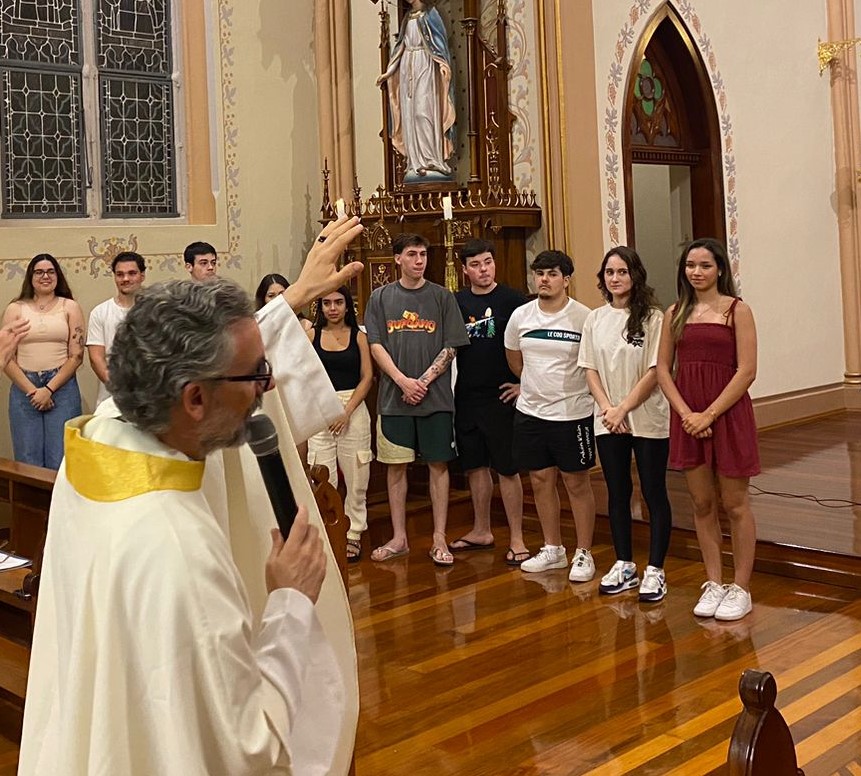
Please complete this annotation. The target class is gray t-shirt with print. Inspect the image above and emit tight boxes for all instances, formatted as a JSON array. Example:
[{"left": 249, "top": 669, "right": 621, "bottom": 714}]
[{"left": 364, "top": 280, "right": 469, "bottom": 416}]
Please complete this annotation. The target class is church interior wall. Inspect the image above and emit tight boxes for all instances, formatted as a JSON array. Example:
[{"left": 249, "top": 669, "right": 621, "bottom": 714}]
[
  {"left": 0, "top": 0, "right": 322, "bottom": 458},
  {"left": 590, "top": 0, "right": 846, "bottom": 401}
]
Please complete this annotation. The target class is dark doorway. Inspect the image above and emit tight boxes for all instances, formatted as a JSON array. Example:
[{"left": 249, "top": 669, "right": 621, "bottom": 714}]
[{"left": 623, "top": 5, "right": 726, "bottom": 307}]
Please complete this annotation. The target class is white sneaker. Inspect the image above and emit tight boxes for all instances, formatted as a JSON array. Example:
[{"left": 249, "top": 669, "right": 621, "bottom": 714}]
[
  {"left": 568, "top": 547, "right": 595, "bottom": 582},
  {"left": 521, "top": 545, "right": 567, "bottom": 573},
  {"left": 693, "top": 580, "right": 728, "bottom": 617},
  {"left": 599, "top": 560, "right": 639, "bottom": 595},
  {"left": 638, "top": 566, "right": 667, "bottom": 603},
  {"left": 714, "top": 584, "right": 753, "bottom": 621}
]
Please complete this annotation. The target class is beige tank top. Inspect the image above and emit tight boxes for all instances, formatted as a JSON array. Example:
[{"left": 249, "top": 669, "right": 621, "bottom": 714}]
[{"left": 16, "top": 299, "right": 70, "bottom": 372}]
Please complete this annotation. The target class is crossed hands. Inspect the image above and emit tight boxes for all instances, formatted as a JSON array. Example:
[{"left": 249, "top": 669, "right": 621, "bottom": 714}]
[
  {"left": 681, "top": 411, "right": 714, "bottom": 439},
  {"left": 399, "top": 376, "right": 427, "bottom": 406},
  {"left": 28, "top": 387, "right": 54, "bottom": 412},
  {"left": 599, "top": 405, "right": 629, "bottom": 434}
]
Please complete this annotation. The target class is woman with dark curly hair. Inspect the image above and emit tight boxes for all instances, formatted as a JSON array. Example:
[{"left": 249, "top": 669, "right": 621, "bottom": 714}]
[
  {"left": 578, "top": 246, "right": 672, "bottom": 602},
  {"left": 3, "top": 253, "right": 84, "bottom": 469}
]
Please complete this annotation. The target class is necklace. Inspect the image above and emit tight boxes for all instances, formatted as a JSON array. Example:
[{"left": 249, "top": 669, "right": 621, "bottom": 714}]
[
  {"left": 325, "top": 327, "right": 350, "bottom": 347},
  {"left": 695, "top": 301, "right": 722, "bottom": 318},
  {"left": 35, "top": 296, "right": 56, "bottom": 312}
]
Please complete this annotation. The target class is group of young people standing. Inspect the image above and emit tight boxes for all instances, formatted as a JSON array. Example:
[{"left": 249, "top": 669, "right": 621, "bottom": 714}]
[{"left": 268, "top": 232, "right": 760, "bottom": 623}]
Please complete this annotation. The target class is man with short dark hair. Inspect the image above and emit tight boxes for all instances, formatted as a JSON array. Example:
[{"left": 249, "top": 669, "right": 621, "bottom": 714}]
[
  {"left": 365, "top": 233, "right": 469, "bottom": 566},
  {"left": 86, "top": 250, "right": 146, "bottom": 408},
  {"left": 504, "top": 250, "right": 597, "bottom": 581},
  {"left": 449, "top": 238, "right": 530, "bottom": 565},
  {"left": 184, "top": 240, "right": 218, "bottom": 281}
]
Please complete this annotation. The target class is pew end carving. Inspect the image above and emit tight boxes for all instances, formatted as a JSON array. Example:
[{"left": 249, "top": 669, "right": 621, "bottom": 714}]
[
  {"left": 308, "top": 463, "right": 349, "bottom": 589},
  {"left": 727, "top": 669, "right": 804, "bottom": 776}
]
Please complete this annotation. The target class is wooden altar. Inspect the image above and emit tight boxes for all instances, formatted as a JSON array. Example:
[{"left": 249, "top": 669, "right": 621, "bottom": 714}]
[{"left": 324, "top": 0, "right": 541, "bottom": 312}]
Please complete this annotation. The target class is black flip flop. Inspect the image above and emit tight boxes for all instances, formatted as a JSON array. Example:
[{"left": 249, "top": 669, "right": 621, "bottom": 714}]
[{"left": 447, "top": 537, "right": 495, "bottom": 552}]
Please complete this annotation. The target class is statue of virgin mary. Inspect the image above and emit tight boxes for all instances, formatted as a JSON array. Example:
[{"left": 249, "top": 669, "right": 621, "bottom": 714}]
[{"left": 377, "top": 0, "right": 456, "bottom": 180}]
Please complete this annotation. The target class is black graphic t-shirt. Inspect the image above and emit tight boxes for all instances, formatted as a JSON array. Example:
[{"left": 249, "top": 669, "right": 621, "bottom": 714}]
[{"left": 455, "top": 283, "right": 527, "bottom": 403}]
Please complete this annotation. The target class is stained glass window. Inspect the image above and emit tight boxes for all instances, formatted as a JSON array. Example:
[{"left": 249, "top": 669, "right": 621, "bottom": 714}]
[
  {"left": 0, "top": 0, "right": 85, "bottom": 215},
  {"left": 96, "top": 0, "right": 176, "bottom": 216},
  {"left": 0, "top": 0, "right": 178, "bottom": 219}
]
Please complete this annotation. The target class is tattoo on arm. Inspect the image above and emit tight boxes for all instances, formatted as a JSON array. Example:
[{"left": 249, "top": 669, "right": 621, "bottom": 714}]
[{"left": 419, "top": 347, "right": 455, "bottom": 385}]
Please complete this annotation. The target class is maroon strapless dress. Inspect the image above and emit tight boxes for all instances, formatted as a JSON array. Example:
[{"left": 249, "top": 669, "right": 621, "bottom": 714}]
[{"left": 668, "top": 318, "right": 760, "bottom": 477}]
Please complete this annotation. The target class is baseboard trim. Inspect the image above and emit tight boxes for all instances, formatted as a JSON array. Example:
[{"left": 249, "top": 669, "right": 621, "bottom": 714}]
[{"left": 752, "top": 383, "right": 850, "bottom": 430}]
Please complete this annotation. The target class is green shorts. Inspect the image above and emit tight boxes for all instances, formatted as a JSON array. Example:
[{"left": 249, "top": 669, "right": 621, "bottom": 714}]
[{"left": 377, "top": 412, "right": 456, "bottom": 464}]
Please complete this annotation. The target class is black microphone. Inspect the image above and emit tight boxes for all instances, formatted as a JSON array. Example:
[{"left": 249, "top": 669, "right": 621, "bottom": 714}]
[{"left": 246, "top": 413, "right": 298, "bottom": 539}]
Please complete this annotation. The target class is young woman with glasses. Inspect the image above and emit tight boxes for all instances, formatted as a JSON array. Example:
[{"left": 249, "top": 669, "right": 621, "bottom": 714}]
[{"left": 2, "top": 254, "right": 84, "bottom": 469}]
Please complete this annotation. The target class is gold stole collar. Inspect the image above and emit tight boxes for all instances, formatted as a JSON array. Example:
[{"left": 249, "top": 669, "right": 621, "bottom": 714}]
[{"left": 64, "top": 417, "right": 204, "bottom": 502}]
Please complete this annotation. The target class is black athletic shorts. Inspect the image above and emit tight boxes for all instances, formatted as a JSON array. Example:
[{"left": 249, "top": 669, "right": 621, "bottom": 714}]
[
  {"left": 454, "top": 398, "right": 518, "bottom": 476},
  {"left": 512, "top": 410, "right": 595, "bottom": 473}
]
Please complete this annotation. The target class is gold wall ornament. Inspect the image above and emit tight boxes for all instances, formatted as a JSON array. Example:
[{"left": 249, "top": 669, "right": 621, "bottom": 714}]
[
  {"left": 86, "top": 235, "right": 139, "bottom": 277},
  {"left": 818, "top": 37, "right": 861, "bottom": 75}
]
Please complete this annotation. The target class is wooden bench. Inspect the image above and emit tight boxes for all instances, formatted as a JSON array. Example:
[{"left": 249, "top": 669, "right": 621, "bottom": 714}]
[{"left": 0, "top": 459, "right": 54, "bottom": 701}]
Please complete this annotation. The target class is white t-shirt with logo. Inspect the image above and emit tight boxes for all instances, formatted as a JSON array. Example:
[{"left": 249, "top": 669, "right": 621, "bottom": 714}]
[
  {"left": 577, "top": 304, "right": 669, "bottom": 438},
  {"left": 504, "top": 297, "right": 592, "bottom": 421},
  {"left": 86, "top": 298, "right": 129, "bottom": 408}
]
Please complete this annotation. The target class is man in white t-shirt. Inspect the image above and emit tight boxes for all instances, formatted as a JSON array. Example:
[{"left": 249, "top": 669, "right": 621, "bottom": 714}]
[
  {"left": 504, "top": 250, "right": 597, "bottom": 581},
  {"left": 87, "top": 251, "right": 146, "bottom": 408}
]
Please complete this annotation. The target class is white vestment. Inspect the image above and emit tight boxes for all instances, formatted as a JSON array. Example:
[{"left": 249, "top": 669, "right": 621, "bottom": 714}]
[{"left": 19, "top": 296, "right": 358, "bottom": 775}]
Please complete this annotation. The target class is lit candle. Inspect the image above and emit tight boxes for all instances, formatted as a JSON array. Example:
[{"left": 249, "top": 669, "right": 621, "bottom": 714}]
[
  {"left": 335, "top": 198, "right": 346, "bottom": 219},
  {"left": 442, "top": 195, "right": 453, "bottom": 221}
]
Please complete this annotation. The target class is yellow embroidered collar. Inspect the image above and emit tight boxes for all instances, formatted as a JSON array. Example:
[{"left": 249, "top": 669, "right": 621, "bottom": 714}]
[{"left": 64, "top": 417, "right": 204, "bottom": 502}]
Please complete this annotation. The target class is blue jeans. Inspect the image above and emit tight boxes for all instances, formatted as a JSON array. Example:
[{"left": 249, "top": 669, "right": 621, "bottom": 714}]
[{"left": 9, "top": 369, "right": 82, "bottom": 470}]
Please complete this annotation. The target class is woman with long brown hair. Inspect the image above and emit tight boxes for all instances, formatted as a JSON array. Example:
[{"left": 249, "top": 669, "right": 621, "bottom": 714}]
[
  {"left": 657, "top": 238, "right": 759, "bottom": 621},
  {"left": 579, "top": 246, "right": 672, "bottom": 603},
  {"left": 3, "top": 253, "right": 84, "bottom": 469}
]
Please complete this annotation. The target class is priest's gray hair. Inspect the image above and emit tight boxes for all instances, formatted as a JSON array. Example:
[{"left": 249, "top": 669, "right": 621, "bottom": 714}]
[{"left": 108, "top": 278, "right": 256, "bottom": 434}]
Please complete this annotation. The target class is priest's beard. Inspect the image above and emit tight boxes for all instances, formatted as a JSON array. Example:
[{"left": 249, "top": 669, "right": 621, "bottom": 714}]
[{"left": 198, "top": 395, "right": 263, "bottom": 457}]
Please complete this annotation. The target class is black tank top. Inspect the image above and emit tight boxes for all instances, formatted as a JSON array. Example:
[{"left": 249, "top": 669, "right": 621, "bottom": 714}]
[{"left": 312, "top": 327, "right": 361, "bottom": 391}]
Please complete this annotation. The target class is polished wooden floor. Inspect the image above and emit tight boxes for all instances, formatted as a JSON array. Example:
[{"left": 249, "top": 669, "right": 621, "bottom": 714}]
[
  {"left": 350, "top": 535, "right": 861, "bottom": 775},
  {"left": 352, "top": 412, "right": 861, "bottom": 775},
  {"left": 1, "top": 414, "right": 860, "bottom": 774}
]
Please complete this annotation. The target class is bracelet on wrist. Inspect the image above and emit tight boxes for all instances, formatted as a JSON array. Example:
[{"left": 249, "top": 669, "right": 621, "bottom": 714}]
[{"left": 45, "top": 385, "right": 54, "bottom": 395}]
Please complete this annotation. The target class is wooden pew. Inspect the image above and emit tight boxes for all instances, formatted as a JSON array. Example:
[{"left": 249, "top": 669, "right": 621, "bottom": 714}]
[
  {"left": 727, "top": 669, "right": 804, "bottom": 775},
  {"left": 0, "top": 460, "right": 55, "bottom": 700}
]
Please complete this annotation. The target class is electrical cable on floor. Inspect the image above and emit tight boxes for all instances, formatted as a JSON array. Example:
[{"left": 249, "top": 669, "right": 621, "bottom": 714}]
[{"left": 748, "top": 483, "right": 861, "bottom": 508}]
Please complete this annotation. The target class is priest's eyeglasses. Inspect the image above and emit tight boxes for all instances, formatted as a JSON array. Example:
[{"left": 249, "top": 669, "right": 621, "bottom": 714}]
[{"left": 209, "top": 358, "right": 273, "bottom": 385}]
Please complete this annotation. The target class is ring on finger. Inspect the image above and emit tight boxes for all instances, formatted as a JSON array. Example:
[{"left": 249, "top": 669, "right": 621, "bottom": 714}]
[{"left": 317, "top": 235, "right": 326, "bottom": 243}]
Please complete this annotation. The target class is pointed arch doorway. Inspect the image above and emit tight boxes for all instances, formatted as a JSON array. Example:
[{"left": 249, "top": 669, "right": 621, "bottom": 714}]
[{"left": 623, "top": 4, "right": 726, "bottom": 307}]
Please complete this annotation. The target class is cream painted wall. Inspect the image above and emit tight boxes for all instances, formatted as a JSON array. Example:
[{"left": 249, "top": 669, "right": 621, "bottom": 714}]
[
  {"left": 0, "top": 0, "right": 321, "bottom": 459},
  {"left": 591, "top": 0, "right": 845, "bottom": 399},
  {"left": 352, "top": 2, "right": 386, "bottom": 191}
]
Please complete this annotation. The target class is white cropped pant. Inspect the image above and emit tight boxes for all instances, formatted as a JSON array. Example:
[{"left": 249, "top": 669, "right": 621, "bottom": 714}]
[{"left": 307, "top": 391, "right": 373, "bottom": 539}]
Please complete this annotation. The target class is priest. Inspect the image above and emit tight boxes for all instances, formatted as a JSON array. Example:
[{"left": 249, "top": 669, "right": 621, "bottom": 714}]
[{"left": 18, "top": 217, "right": 364, "bottom": 775}]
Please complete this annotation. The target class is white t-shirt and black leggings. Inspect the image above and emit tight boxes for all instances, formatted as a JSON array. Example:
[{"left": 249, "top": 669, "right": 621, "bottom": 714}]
[{"left": 578, "top": 304, "right": 672, "bottom": 569}]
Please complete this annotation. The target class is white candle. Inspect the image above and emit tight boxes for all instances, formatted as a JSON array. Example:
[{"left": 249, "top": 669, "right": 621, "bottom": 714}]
[
  {"left": 335, "top": 198, "right": 346, "bottom": 218},
  {"left": 442, "top": 195, "right": 453, "bottom": 221}
]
